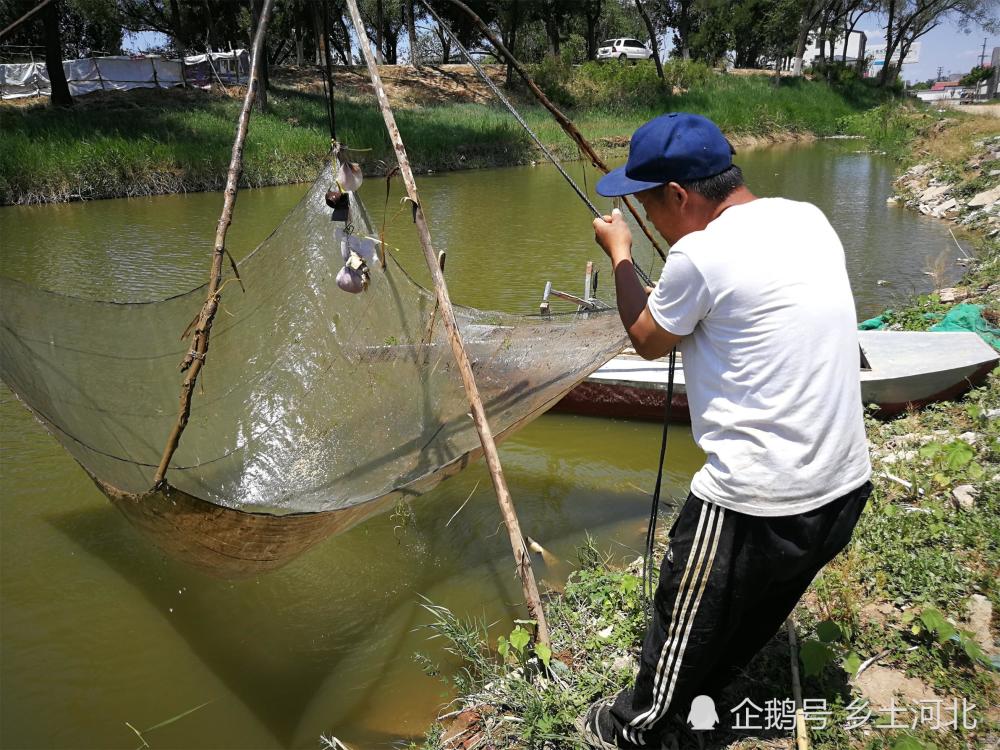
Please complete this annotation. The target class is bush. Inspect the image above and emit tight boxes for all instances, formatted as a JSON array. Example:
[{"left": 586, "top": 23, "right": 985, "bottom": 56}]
[
  {"left": 561, "top": 33, "right": 587, "bottom": 66},
  {"left": 836, "top": 101, "right": 916, "bottom": 154},
  {"left": 661, "top": 59, "right": 713, "bottom": 90},
  {"left": 574, "top": 60, "right": 667, "bottom": 110},
  {"left": 530, "top": 54, "right": 576, "bottom": 108}
]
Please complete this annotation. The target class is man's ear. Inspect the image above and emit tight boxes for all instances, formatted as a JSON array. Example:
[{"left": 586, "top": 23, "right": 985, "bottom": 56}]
[{"left": 666, "top": 181, "right": 688, "bottom": 208}]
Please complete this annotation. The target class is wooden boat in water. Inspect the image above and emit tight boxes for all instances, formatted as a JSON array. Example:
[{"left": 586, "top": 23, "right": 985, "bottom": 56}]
[{"left": 552, "top": 330, "right": 999, "bottom": 422}]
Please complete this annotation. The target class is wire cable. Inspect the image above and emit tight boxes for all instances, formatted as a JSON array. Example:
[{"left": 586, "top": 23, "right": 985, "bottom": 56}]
[{"left": 642, "top": 347, "right": 676, "bottom": 606}]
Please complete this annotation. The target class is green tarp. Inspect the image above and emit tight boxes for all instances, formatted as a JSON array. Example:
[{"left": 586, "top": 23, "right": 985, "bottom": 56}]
[{"left": 858, "top": 303, "right": 1000, "bottom": 350}]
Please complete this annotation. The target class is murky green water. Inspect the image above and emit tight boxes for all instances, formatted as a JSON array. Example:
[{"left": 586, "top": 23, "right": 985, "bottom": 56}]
[{"left": 0, "top": 141, "right": 965, "bottom": 748}]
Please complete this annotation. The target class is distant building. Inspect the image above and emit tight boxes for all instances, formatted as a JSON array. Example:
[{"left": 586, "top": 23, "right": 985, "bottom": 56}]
[
  {"left": 803, "top": 29, "right": 867, "bottom": 67},
  {"left": 914, "top": 81, "right": 964, "bottom": 103}
]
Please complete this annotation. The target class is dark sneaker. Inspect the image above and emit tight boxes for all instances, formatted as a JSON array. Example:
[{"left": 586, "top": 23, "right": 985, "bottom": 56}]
[{"left": 575, "top": 697, "right": 653, "bottom": 750}]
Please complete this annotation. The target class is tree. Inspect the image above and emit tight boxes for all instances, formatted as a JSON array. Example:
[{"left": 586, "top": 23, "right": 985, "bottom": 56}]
[
  {"left": 1, "top": 0, "right": 123, "bottom": 58},
  {"left": 663, "top": 0, "right": 696, "bottom": 59},
  {"left": 688, "top": 0, "right": 732, "bottom": 65},
  {"left": 580, "top": 0, "right": 603, "bottom": 59},
  {"left": 960, "top": 64, "right": 992, "bottom": 85},
  {"left": 840, "top": 0, "right": 878, "bottom": 62},
  {"left": 43, "top": 0, "right": 73, "bottom": 106},
  {"left": 792, "top": 0, "right": 830, "bottom": 75},
  {"left": 424, "top": 0, "right": 495, "bottom": 62},
  {"left": 404, "top": 0, "right": 419, "bottom": 65},
  {"left": 634, "top": 0, "right": 665, "bottom": 77},
  {"left": 491, "top": 0, "right": 525, "bottom": 83},
  {"left": 878, "top": 0, "right": 999, "bottom": 86}
]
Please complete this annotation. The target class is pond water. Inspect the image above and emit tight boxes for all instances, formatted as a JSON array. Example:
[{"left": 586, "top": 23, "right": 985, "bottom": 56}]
[{"left": 0, "top": 141, "right": 966, "bottom": 748}]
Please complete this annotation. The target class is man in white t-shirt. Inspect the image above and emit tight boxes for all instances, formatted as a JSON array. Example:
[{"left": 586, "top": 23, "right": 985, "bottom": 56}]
[{"left": 578, "top": 113, "right": 872, "bottom": 749}]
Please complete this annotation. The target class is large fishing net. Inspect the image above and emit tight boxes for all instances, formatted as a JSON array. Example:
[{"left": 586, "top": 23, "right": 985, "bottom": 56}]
[{"left": 0, "top": 161, "right": 627, "bottom": 520}]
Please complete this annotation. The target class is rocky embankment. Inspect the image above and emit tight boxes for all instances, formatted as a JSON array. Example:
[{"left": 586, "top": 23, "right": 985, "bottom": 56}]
[{"left": 891, "top": 133, "right": 1000, "bottom": 236}]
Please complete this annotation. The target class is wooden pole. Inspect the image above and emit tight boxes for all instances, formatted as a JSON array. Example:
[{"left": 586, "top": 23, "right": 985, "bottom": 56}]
[
  {"left": 436, "top": 0, "right": 666, "bottom": 262},
  {"left": 786, "top": 619, "right": 811, "bottom": 750},
  {"left": 152, "top": 0, "right": 274, "bottom": 489},
  {"left": 344, "top": 0, "right": 550, "bottom": 647}
]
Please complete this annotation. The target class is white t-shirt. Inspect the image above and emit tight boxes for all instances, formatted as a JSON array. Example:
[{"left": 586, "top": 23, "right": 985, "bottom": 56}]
[{"left": 648, "top": 197, "right": 871, "bottom": 516}]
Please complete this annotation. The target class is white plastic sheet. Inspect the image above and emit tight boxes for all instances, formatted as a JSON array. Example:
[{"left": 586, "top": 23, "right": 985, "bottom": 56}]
[
  {"left": 64, "top": 58, "right": 102, "bottom": 96},
  {"left": 1, "top": 56, "right": 186, "bottom": 100},
  {"left": 0, "top": 62, "right": 49, "bottom": 99}
]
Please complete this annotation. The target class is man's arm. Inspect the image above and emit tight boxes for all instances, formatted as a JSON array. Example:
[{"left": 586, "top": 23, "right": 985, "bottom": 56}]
[{"left": 593, "top": 210, "right": 681, "bottom": 360}]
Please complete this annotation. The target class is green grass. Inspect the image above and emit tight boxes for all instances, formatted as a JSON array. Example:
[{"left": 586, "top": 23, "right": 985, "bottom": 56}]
[{"left": 1, "top": 63, "right": 905, "bottom": 205}]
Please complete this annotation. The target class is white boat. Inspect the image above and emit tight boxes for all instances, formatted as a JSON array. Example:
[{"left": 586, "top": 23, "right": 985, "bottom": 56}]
[{"left": 553, "top": 331, "right": 999, "bottom": 422}]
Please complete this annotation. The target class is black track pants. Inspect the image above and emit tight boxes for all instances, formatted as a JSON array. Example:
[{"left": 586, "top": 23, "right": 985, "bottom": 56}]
[{"left": 606, "top": 481, "right": 872, "bottom": 747}]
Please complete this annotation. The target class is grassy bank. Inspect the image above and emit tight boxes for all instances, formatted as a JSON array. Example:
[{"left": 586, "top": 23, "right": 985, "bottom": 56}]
[
  {"left": 0, "top": 62, "right": 901, "bottom": 205},
  {"left": 410, "top": 320, "right": 1000, "bottom": 750},
  {"left": 400, "top": 113, "right": 1000, "bottom": 750}
]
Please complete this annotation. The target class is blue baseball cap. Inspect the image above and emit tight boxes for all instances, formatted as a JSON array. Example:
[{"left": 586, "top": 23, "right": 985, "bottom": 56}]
[{"left": 596, "top": 112, "right": 733, "bottom": 197}]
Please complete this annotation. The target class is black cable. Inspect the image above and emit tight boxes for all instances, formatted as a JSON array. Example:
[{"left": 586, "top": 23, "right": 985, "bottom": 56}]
[{"left": 642, "top": 347, "right": 676, "bottom": 607}]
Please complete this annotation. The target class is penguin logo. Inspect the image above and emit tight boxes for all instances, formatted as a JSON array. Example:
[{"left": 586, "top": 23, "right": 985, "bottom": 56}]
[{"left": 687, "top": 695, "right": 719, "bottom": 730}]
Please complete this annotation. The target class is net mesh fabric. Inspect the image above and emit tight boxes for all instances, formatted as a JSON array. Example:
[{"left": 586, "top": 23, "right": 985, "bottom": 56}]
[{"left": 0, "top": 162, "right": 626, "bottom": 516}]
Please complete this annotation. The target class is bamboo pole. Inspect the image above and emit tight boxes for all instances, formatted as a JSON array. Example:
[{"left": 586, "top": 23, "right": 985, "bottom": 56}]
[
  {"left": 152, "top": 0, "right": 274, "bottom": 489},
  {"left": 437, "top": 0, "right": 666, "bottom": 262},
  {"left": 343, "top": 0, "right": 550, "bottom": 647}
]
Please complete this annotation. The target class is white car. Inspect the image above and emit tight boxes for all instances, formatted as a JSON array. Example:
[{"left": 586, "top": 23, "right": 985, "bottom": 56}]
[{"left": 597, "top": 38, "right": 654, "bottom": 63}]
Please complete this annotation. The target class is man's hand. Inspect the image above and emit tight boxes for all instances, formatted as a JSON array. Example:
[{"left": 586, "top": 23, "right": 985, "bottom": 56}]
[
  {"left": 593, "top": 208, "right": 633, "bottom": 265},
  {"left": 594, "top": 208, "right": 682, "bottom": 360}
]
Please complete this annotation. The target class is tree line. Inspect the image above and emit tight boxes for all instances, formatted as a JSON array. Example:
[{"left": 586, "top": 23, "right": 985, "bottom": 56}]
[{"left": 2, "top": 0, "right": 997, "bottom": 107}]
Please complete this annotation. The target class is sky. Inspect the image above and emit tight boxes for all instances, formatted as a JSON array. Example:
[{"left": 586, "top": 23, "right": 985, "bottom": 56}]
[
  {"left": 123, "top": 11, "right": 998, "bottom": 85},
  {"left": 855, "top": 14, "right": 998, "bottom": 83}
]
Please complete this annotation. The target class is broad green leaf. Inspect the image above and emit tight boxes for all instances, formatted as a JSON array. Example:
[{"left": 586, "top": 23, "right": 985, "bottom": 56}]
[
  {"left": 799, "top": 640, "right": 835, "bottom": 678},
  {"left": 620, "top": 574, "right": 640, "bottom": 595},
  {"left": 816, "top": 620, "right": 843, "bottom": 643},
  {"left": 968, "top": 462, "right": 984, "bottom": 480},
  {"left": 919, "top": 607, "right": 947, "bottom": 633},
  {"left": 843, "top": 651, "right": 862, "bottom": 677},
  {"left": 944, "top": 441, "right": 974, "bottom": 470},
  {"left": 497, "top": 636, "right": 509, "bottom": 659},
  {"left": 891, "top": 737, "right": 928, "bottom": 750},
  {"left": 509, "top": 626, "right": 530, "bottom": 653},
  {"left": 959, "top": 632, "right": 986, "bottom": 663},
  {"left": 921, "top": 608, "right": 956, "bottom": 643},
  {"left": 919, "top": 442, "right": 942, "bottom": 459},
  {"left": 535, "top": 642, "right": 552, "bottom": 669}
]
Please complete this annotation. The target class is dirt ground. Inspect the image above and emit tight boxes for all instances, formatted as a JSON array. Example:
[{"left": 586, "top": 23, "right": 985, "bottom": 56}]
[
  {"left": 933, "top": 100, "right": 1000, "bottom": 118},
  {"left": 274, "top": 63, "right": 508, "bottom": 107}
]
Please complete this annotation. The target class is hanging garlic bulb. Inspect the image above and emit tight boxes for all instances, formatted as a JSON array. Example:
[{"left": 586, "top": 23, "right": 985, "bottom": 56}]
[
  {"left": 334, "top": 236, "right": 370, "bottom": 294},
  {"left": 336, "top": 266, "right": 366, "bottom": 294},
  {"left": 335, "top": 160, "right": 363, "bottom": 192}
]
